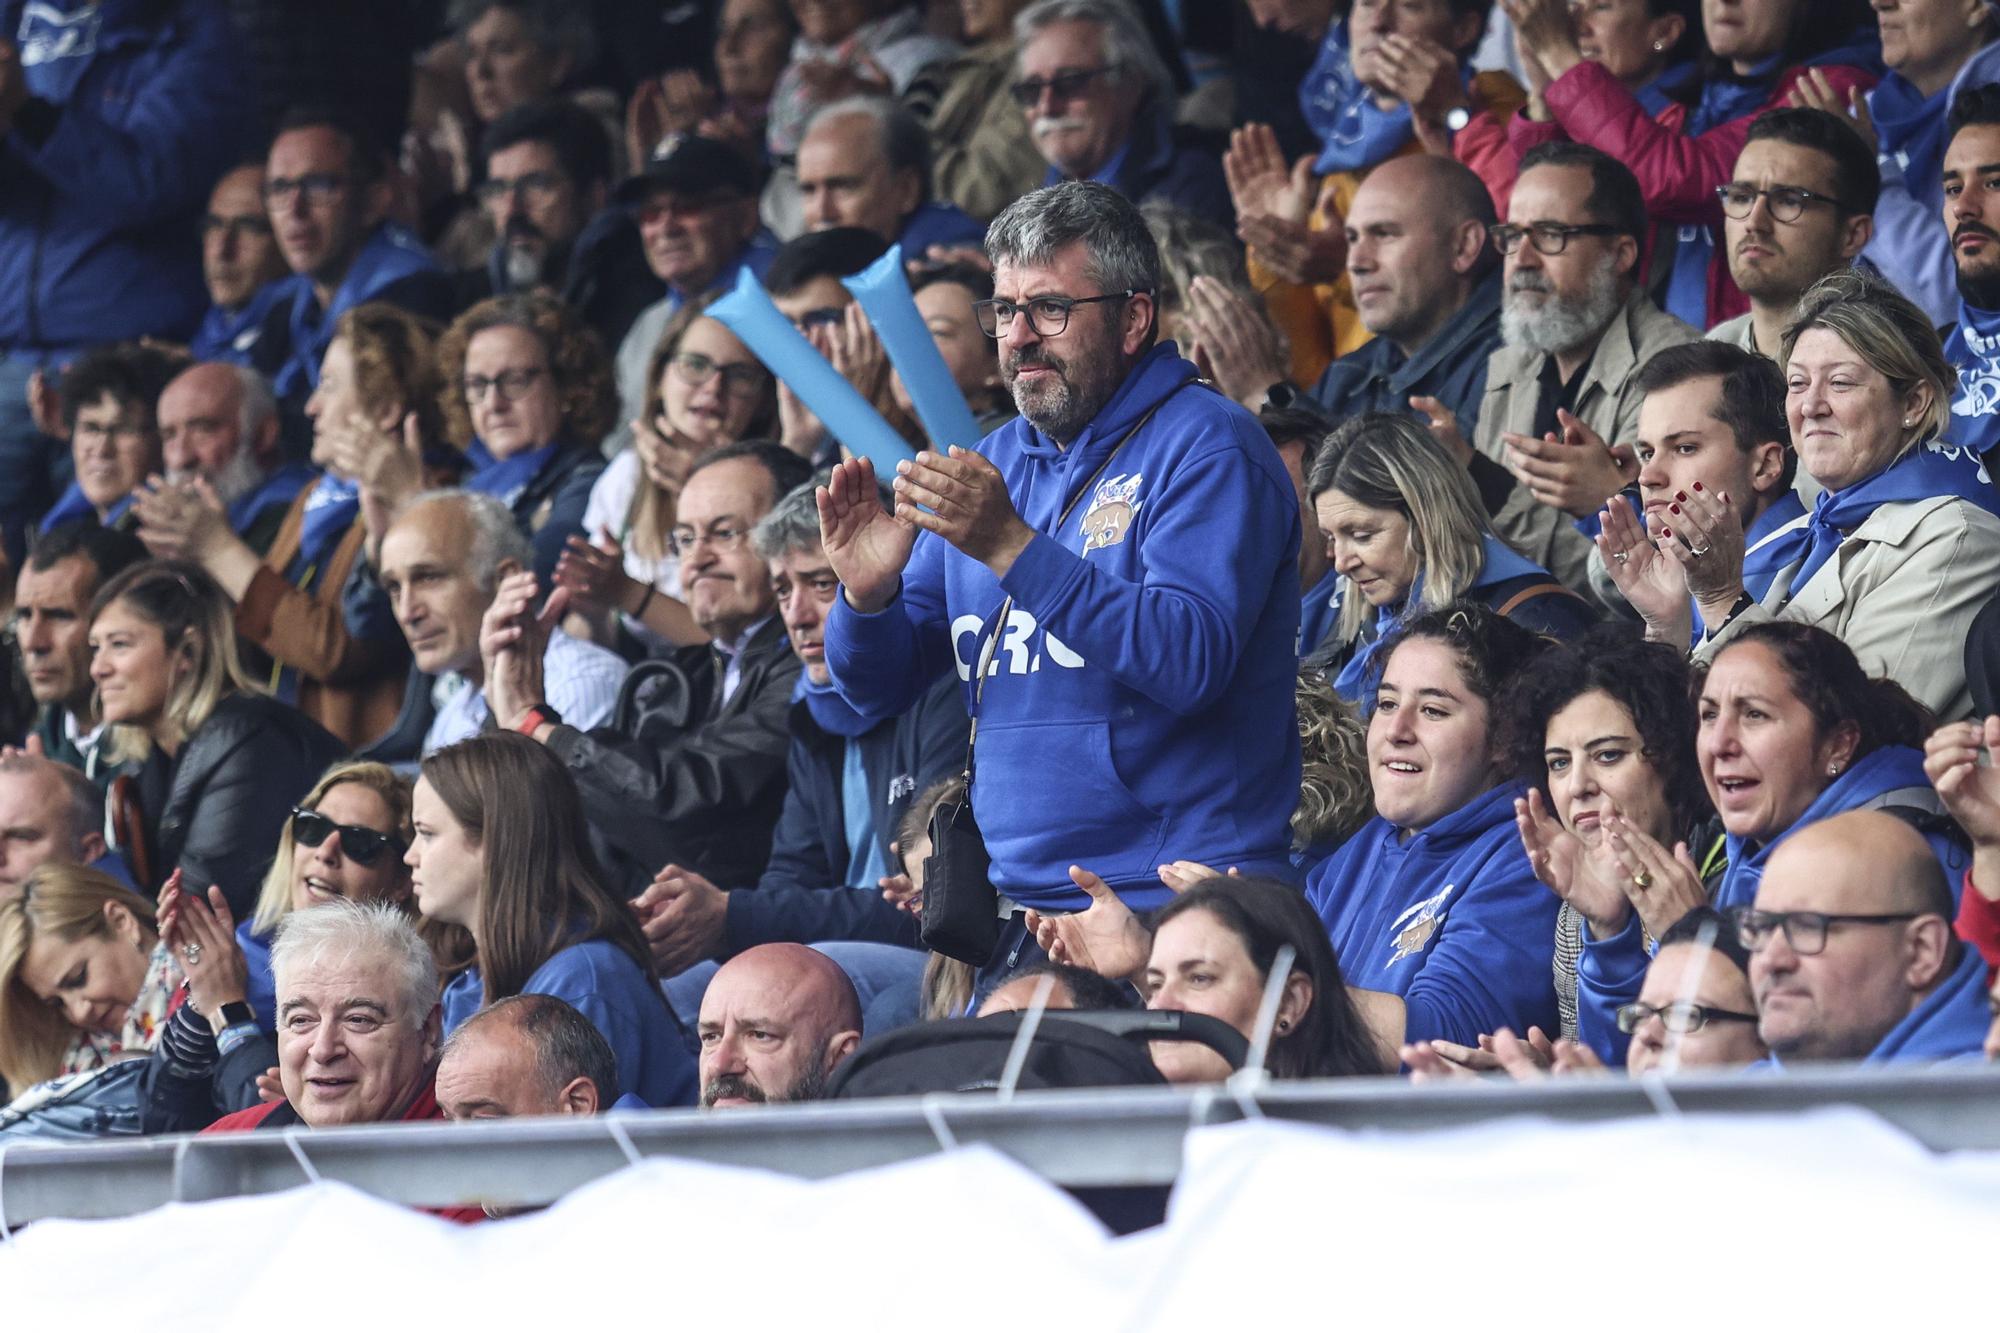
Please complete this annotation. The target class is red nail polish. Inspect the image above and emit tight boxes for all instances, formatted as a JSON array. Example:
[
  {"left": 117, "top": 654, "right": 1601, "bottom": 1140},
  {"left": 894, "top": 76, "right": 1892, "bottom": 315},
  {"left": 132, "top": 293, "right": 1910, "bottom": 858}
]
[
  {"left": 1675, "top": 490, "right": 1687, "bottom": 501},
  {"left": 1670, "top": 504, "right": 1681, "bottom": 515},
  {"left": 1661, "top": 525, "right": 1672, "bottom": 537},
  {"left": 1692, "top": 481, "right": 1703, "bottom": 492}
]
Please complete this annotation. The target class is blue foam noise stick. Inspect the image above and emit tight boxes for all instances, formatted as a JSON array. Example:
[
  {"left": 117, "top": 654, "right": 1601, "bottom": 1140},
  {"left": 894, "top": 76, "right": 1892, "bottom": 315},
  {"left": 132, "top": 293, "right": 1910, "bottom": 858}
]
[
  {"left": 842, "top": 243, "right": 983, "bottom": 452},
  {"left": 706, "top": 267, "right": 916, "bottom": 470}
]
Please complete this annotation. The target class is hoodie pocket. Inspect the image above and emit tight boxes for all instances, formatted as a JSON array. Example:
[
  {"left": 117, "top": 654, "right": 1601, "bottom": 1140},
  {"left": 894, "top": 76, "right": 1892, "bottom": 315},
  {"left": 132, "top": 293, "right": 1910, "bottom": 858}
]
[{"left": 972, "top": 717, "right": 1164, "bottom": 884}]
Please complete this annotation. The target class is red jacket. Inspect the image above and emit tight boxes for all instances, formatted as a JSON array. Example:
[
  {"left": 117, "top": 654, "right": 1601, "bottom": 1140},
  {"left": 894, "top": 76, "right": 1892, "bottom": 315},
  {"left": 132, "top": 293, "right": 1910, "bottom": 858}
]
[
  {"left": 1504, "top": 59, "right": 1876, "bottom": 327},
  {"left": 1957, "top": 871, "right": 2000, "bottom": 977},
  {"left": 204, "top": 1079, "right": 485, "bottom": 1224}
]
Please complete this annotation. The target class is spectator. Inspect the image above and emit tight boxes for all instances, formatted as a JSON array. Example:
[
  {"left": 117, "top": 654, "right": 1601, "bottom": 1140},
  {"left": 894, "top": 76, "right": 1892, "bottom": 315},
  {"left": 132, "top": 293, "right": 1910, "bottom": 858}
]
[
  {"left": 38, "top": 343, "right": 190, "bottom": 535},
  {"left": 0, "top": 0, "right": 253, "bottom": 565},
  {"left": 1843, "top": 0, "right": 2000, "bottom": 326},
  {"left": 1259, "top": 407, "right": 1339, "bottom": 659},
  {"left": 1303, "top": 604, "right": 1562, "bottom": 1052},
  {"left": 1594, "top": 341, "right": 1802, "bottom": 633},
  {"left": 454, "top": 100, "right": 658, "bottom": 354},
  {"left": 1706, "top": 108, "right": 1878, "bottom": 363},
  {"left": 1474, "top": 142, "right": 1697, "bottom": 595},
  {"left": 1508, "top": 0, "right": 1700, "bottom": 132},
  {"left": 1738, "top": 809, "right": 1990, "bottom": 1064},
  {"left": 455, "top": 0, "right": 600, "bottom": 133},
  {"left": 12, "top": 522, "right": 146, "bottom": 775},
  {"left": 929, "top": 0, "right": 1048, "bottom": 222},
  {"left": 1944, "top": 85, "right": 2000, "bottom": 466},
  {"left": 1617, "top": 907, "right": 1766, "bottom": 1073},
  {"left": 640, "top": 476, "right": 962, "bottom": 1028},
  {"left": 976, "top": 959, "right": 1138, "bottom": 1014},
  {"left": 696, "top": 942, "right": 862, "bottom": 1107},
  {"left": 190, "top": 162, "right": 292, "bottom": 365},
  {"left": 762, "top": 0, "right": 957, "bottom": 163},
  {"left": 797, "top": 96, "right": 986, "bottom": 252},
  {"left": 1012, "top": 0, "right": 1228, "bottom": 227},
  {"left": 181, "top": 303, "right": 439, "bottom": 749},
  {"left": 137, "top": 364, "right": 313, "bottom": 558},
  {"left": 819, "top": 181, "right": 1302, "bottom": 978},
  {"left": 411, "top": 732, "right": 696, "bottom": 1107},
  {"left": 434, "top": 292, "right": 613, "bottom": 589},
  {"left": 0, "top": 752, "right": 121, "bottom": 892},
  {"left": 369, "top": 490, "right": 625, "bottom": 757},
  {"left": 1139, "top": 203, "right": 1285, "bottom": 399},
  {"left": 561, "top": 304, "right": 778, "bottom": 653},
  {"left": 1506, "top": 627, "right": 1715, "bottom": 1060},
  {"left": 1682, "top": 270, "right": 2000, "bottom": 719},
  {"left": 437, "top": 992, "right": 633, "bottom": 1118},
  {"left": 1309, "top": 411, "right": 1592, "bottom": 702},
  {"left": 1505, "top": 0, "right": 1877, "bottom": 328},
  {"left": 482, "top": 443, "right": 811, "bottom": 893},
  {"left": 896, "top": 264, "right": 1012, "bottom": 424},
  {"left": 1301, "top": 156, "right": 1504, "bottom": 437},
  {"left": 608, "top": 135, "right": 774, "bottom": 458},
  {"left": 624, "top": 0, "right": 798, "bottom": 165},
  {"left": 1924, "top": 712, "right": 2000, "bottom": 1007},
  {"left": 251, "top": 107, "right": 455, "bottom": 414},
  {"left": 87, "top": 561, "right": 346, "bottom": 910}
]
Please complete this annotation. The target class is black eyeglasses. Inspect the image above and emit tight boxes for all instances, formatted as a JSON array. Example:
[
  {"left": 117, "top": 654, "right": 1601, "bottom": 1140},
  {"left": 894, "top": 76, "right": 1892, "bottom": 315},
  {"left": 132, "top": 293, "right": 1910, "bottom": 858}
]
[
  {"left": 973, "top": 290, "right": 1145, "bottom": 338},
  {"left": 291, "top": 807, "right": 405, "bottom": 866},
  {"left": 791, "top": 306, "right": 847, "bottom": 332},
  {"left": 1489, "top": 221, "right": 1623, "bottom": 257},
  {"left": 461, "top": 367, "right": 547, "bottom": 402},
  {"left": 1007, "top": 64, "right": 1120, "bottom": 107},
  {"left": 1728, "top": 907, "right": 1924, "bottom": 957},
  {"left": 263, "top": 173, "right": 347, "bottom": 207},
  {"left": 669, "top": 351, "right": 770, "bottom": 396},
  {"left": 1715, "top": 183, "right": 1847, "bottom": 223},
  {"left": 1615, "top": 1000, "right": 1760, "bottom": 1036}
]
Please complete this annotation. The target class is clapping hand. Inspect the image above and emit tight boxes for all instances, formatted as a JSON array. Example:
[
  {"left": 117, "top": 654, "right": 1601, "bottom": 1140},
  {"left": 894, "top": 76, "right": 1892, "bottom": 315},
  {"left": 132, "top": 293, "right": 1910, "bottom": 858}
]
[
  {"left": 1515, "top": 789, "right": 1635, "bottom": 939},
  {"left": 1596, "top": 494, "right": 1693, "bottom": 646},
  {"left": 1655, "top": 483, "right": 1748, "bottom": 630},
  {"left": 633, "top": 864, "right": 729, "bottom": 977},
  {"left": 478, "top": 570, "right": 563, "bottom": 730},
  {"left": 1501, "top": 409, "right": 1636, "bottom": 518},
  {"left": 1926, "top": 717, "right": 2000, "bottom": 901},
  {"left": 1024, "top": 866, "right": 1151, "bottom": 981},
  {"left": 817, "top": 456, "right": 917, "bottom": 613},
  {"left": 1600, "top": 814, "right": 1708, "bottom": 941}
]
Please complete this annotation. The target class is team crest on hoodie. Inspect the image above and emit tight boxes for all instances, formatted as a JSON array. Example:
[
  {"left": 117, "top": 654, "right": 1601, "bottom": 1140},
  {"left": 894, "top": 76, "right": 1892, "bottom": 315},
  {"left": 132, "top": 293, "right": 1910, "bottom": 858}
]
[
  {"left": 1387, "top": 884, "right": 1456, "bottom": 964},
  {"left": 1080, "top": 473, "right": 1144, "bottom": 553}
]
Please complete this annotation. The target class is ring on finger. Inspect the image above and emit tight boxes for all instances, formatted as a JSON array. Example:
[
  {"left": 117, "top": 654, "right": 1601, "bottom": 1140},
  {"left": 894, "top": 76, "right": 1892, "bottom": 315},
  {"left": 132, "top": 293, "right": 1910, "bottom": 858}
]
[
  {"left": 1612, "top": 552, "right": 1628, "bottom": 565},
  {"left": 1632, "top": 871, "right": 1653, "bottom": 890},
  {"left": 1688, "top": 545, "right": 1710, "bottom": 558}
]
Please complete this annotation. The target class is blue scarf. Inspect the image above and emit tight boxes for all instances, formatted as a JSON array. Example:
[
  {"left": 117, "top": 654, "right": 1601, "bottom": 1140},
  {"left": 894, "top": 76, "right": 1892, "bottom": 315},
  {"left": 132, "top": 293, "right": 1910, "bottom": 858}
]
[
  {"left": 462, "top": 440, "right": 559, "bottom": 509},
  {"left": 1333, "top": 535, "right": 1543, "bottom": 700},
  {"left": 1947, "top": 298, "right": 2000, "bottom": 460},
  {"left": 38, "top": 481, "right": 98, "bottom": 533},
  {"left": 273, "top": 223, "right": 439, "bottom": 402},
  {"left": 1871, "top": 71, "right": 1950, "bottom": 205},
  {"left": 225, "top": 462, "right": 316, "bottom": 536},
  {"left": 287, "top": 475, "right": 360, "bottom": 588},
  {"left": 1756, "top": 443, "right": 2000, "bottom": 599},
  {"left": 1300, "top": 19, "right": 1462, "bottom": 175},
  {"left": 1634, "top": 62, "right": 1694, "bottom": 117}
]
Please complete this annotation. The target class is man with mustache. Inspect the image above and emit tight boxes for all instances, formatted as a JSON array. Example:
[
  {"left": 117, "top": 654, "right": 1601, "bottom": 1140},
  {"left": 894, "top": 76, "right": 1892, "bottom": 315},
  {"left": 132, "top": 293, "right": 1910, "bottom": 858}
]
[
  {"left": 1470, "top": 142, "right": 1696, "bottom": 597},
  {"left": 696, "top": 943, "right": 862, "bottom": 1108},
  {"left": 818, "top": 181, "right": 1301, "bottom": 999},
  {"left": 1943, "top": 84, "right": 2000, "bottom": 468}
]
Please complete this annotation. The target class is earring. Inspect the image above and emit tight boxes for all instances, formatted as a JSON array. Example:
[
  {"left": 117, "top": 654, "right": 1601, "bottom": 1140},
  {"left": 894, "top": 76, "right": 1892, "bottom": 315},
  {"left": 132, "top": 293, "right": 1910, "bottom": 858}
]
[
  {"left": 1903, "top": 418, "right": 1914, "bottom": 428},
  {"left": 1828, "top": 763, "right": 1841, "bottom": 776},
  {"left": 1276, "top": 1019, "right": 1291, "bottom": 1032},
  {"left": 1652, "top": 39, "right": 1666, "bottom": 51}
]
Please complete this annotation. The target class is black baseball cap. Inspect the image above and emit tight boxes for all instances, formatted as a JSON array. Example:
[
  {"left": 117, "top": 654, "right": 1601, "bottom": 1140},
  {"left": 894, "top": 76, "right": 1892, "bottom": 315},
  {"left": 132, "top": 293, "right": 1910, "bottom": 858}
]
[{"left": 615, "top": 135, "right": 762, "bottom": 206}]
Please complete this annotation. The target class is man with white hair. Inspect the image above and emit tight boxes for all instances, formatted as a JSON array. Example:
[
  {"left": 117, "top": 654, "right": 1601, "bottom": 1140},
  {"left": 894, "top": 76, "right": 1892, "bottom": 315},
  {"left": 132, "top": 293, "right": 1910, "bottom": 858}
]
[
  {"left": 146, "top": 362, "right": 311, "bottom": 555},
  {"left": 1012, "top": 0, "right": 1229, "bottom": 227}
]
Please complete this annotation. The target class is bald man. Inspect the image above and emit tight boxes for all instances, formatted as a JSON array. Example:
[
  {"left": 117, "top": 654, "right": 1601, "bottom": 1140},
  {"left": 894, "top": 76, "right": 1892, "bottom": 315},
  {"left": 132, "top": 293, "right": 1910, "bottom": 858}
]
[
  {"left": 437, "top": 993, "right": 639, "bottom": 1120},
  {"left": 152, "top": 362, "right": 308, "bottom": 553},
  {"left": 1741, "top": 811, "right": 1990, "bottom": 1066},
  {"left": 696, "top": 943, "right": 863, "bottom": 1108}
]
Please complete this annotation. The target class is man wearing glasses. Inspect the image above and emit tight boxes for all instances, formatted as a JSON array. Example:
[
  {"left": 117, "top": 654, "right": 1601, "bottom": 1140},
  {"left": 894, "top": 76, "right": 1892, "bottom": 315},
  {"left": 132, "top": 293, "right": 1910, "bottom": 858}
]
[
  {"left": 817, "top": 180, "right": 1301, "bottom": 997},
  {"left": 1471, "top": 141, "right": 1696, "bottom": 597},
  {"left": 1709, "top": 109, "right": 1877, "bottom": 365},
  {"left": 1737, "top": 810, "right": 1990, "bottom": 1066},
  {"left": 190, "top": 164, "right": 291, "bottom": 366}
]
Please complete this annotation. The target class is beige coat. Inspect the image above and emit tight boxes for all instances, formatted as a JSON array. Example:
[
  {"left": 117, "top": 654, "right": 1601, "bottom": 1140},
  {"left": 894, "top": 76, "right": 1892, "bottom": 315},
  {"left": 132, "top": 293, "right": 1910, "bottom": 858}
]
[
  {"left": 929, "top": 42, "right": 1046, "bottom": 225},
  {"left": 1476, "top": 292, "right": 1698, "bottom": 596},
  {"left": 1693, "top": 494, "right": 2000, "bottom": 721}
]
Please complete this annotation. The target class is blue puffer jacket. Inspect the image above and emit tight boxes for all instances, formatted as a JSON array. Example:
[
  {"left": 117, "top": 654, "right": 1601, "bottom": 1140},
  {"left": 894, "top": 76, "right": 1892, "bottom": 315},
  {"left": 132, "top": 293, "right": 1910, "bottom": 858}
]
[{"left": 0, "top": 0, "right": 252, "bottom": 351}]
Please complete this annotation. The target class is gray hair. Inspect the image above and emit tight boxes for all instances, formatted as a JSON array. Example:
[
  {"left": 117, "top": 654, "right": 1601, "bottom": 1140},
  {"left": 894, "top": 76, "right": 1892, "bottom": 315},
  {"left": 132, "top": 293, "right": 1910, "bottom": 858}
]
[
  {"left": 806, "top": 95, "right": 933, "bottom": 202},
  {"left": 448, "top": 0, "right": 597, "bottom": 74},
  {"left": 394, "top": 488, "right": 533, "bottom": 595},
  {"left": 442, "top": 992, "right": 621, "bottom": 1104},
  {"left": 230, "top": 366, "right": 278, "bottom": 450},
  {"left": 0, "top": 753, "right": 101, "bottom": 857},
  {"left": 1014, "top": 0, "right": 1172, "bottom": 107},
  {"left": 271, "top": 900, "right": 440, "bottom": 1024},
  {"left": 752, "top": 471, "right": 891, "bottom": 561},
  {"left": 986, "top": 180, "right": 1160, "bottom": 297}
]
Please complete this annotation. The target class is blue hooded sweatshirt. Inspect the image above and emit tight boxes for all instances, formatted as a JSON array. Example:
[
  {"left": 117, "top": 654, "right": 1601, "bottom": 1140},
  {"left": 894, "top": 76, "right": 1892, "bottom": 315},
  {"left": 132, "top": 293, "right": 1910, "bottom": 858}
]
[
  {"left": 1305, "top": 782, "right": 1561, "bottom": 1047},
  {"left": 1576, "top": 744, "right": 1972, "bottom": 1065},
  {"left": 1757, "top": 944, "right": 1992, "bottom": 1069},
  {"left": 824, "top": 343, "right": 1301, "bottom": 912},
  {"left": 442, "top": 940, "right": 697, "bottom": 1108}
]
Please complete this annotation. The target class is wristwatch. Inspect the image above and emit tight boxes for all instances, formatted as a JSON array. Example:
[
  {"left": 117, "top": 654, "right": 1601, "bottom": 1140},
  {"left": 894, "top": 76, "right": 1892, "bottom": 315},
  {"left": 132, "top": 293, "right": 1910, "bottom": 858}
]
[
  {"left": 218, "top": 1001, "right": 255, "bottom": 1030},
  {"left": 515, "top": 702, "right": 563, "bottom": 735}
]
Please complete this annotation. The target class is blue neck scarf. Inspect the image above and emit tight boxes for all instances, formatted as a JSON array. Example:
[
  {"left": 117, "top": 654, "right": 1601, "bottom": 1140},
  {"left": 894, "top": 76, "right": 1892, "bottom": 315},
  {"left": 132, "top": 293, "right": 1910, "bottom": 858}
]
[
  {"left": 1872, "top": 71, "right": 1950, "bottom": 197},
  {"left": 225, "top": 462, "right": 316, "bottom": 536},
  {"left": 1333, "top": 535, "right": 1543, "bottom": 699},
  {"left": 1716, "top": 745, "right": 1936, "bottom": 910},
  {"left": 1300, "top": 19, "right": 1460, "bottom": 175},
  {"left": 1634, "top": 62, "right": 1694, "bottom": 117},
  {"left": 38, "top": 481, "right": 98, "bottom": 534},
  {"left": 462, "top": 440, "right": 560, "bottom": 509},
  {"left": 275, "top": 224, "right": 439, "bottom": 401},
  {"left": 1758, "top": 443, "right": 2000, "bottom": 598},
  {"left": 288, "top": 475, "right": 360, "bottom": 587},
  {"left": 1948, "top": 298, "right": 2000, "bottom": 458}
]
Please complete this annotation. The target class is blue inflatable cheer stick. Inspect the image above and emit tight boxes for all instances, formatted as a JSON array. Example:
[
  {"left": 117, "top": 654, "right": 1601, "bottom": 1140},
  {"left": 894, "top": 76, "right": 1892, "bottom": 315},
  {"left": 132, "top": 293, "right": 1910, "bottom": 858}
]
[{"left": 842, "top": 244, "right": 982, "bottom": 452}]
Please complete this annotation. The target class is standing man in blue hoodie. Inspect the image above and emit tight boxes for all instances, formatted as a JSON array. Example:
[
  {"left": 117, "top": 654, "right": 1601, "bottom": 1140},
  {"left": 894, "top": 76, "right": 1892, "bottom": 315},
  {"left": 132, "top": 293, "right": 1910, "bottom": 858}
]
[
  {"left": 0, "top": 0, "right": 253, "bottom": 567},
  {"left": 1738, "top": 810, "right": 1991, "bottom": 1066},
  {"left": 817, "top": 179, "right": 1301, "bottom": 990}
]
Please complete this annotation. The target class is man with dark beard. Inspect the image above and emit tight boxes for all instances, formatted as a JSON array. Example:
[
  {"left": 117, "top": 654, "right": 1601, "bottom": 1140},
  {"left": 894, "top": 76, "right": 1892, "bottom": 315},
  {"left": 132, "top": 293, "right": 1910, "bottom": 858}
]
[
  {"left": 696, "top": 944, "right": 862, "bottom": 1107},
  {"left": 1470, "top": 142, "right": 1696, "bottom": 595},
  {"left": 1943, "top": 85, "right": 2000, "bottom": 469},
  {"left": 816, "top": 181, "right": 1301, "bottom": 1001}
]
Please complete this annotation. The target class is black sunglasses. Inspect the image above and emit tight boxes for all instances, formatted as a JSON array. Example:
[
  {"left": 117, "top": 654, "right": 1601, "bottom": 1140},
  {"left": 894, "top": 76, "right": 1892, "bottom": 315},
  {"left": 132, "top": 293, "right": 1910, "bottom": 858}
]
[{"left": 291, "top": 807, "right": 405, "bottom": 866}]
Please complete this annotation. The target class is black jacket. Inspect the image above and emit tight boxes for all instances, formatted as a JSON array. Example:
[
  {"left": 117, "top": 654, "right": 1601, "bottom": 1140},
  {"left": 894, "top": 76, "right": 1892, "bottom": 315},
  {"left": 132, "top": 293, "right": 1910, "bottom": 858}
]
[
  {"left": 134, "top": 693, "right": 348, "bottom": 915},
  {"left": 726, "top": 674, "right": 968, "bottom": 953},
  {"left": 512, "top": 443, "right": 605, "bottom": 590},
  {"left": 547, "top": 617, "right": 802, "bottom": 895}
]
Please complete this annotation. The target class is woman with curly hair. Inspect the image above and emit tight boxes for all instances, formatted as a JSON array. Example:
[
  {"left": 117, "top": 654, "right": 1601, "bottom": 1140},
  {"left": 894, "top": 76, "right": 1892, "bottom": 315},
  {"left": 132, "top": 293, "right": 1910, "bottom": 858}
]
[{"left": 435, "top": 291, "right": 616, "bottom": 586}]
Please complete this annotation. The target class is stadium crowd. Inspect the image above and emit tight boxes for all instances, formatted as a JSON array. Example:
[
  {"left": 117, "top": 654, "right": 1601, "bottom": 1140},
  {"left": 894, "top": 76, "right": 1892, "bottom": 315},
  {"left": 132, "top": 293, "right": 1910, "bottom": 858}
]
[{"left": 5, "top": 0, "right": 2000, "bottom": 1178}]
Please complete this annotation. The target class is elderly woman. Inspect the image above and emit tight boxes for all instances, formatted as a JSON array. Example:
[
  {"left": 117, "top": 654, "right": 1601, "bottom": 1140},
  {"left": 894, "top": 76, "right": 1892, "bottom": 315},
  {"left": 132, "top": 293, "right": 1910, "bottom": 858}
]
[
  {"left": 436, "top": 292, "right": 617, "bottom": 589},
  {"left": 1617, "top": 269, "right": 2000, "bottom": 720},
  {"left": 1309, "top": 412, "right": 1593, "bottom": 701}
]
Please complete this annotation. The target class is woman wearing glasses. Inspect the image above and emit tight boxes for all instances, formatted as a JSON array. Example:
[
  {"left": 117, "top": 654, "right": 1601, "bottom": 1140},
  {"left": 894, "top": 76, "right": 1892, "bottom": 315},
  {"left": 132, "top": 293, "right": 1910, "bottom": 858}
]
[
  {"left": 558, "top": 303, "right": 777, "bottom": 652},
  {"left": 435, "top": 292, "right": 616, "bottom": 590}
]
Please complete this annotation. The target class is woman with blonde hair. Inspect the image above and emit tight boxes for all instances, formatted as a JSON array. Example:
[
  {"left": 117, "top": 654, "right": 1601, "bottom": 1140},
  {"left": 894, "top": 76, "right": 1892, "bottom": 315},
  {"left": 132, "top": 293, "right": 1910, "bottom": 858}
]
[
  {"left": 1308, "top": 411, "right": 1593, "bottom": 700},
  {"left": 88, "top": 561, "right": 344, "bottom": 909}
]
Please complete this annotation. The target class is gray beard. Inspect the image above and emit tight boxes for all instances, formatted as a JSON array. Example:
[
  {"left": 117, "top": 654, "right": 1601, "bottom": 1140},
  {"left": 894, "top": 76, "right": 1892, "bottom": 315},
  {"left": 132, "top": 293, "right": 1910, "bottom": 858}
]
[
  {"left": 170, "top": 446, "right": 268, "bottom": 512},
  {"left": 1006, "top": 343, "right": 1125, "bottom": 444},
  {"left": 1501, "top": 261, "right": 1624, "bottom": 360}
]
